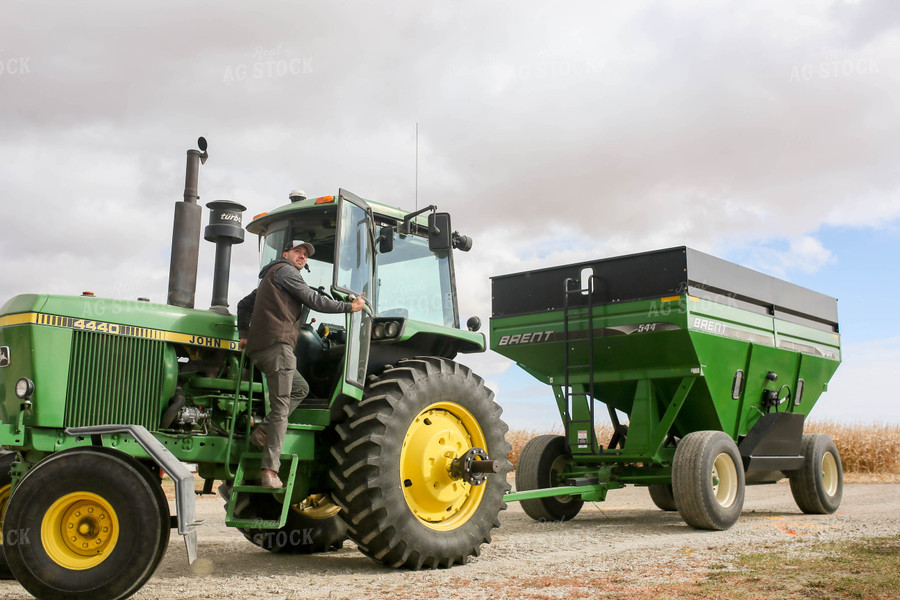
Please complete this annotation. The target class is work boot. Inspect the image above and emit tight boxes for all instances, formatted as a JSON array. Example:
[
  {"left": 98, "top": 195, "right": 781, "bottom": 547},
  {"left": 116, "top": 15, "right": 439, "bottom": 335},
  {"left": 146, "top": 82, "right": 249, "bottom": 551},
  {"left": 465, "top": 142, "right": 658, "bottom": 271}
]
[
  {"left": 249, "top": 427, "right": 267, "bottom": 450},
  {"left": 260, "top": 468, "right": 283, "bottom": 490}
]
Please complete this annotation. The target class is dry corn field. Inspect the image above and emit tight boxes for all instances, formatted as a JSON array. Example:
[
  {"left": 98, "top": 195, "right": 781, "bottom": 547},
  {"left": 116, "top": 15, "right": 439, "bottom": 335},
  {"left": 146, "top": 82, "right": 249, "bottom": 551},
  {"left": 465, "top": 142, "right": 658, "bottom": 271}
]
[{"left": 506, "top": 422, "right": 900, "bottom": 480}]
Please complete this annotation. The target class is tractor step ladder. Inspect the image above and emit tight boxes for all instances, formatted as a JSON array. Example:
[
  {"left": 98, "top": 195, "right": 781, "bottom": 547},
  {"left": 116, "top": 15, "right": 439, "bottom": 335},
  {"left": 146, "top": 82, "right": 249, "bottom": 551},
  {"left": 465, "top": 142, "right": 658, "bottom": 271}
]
[
  {"left": 224, "top": 452, "right": 299, "bottom": 528},
  {"left": 563, "top": 276, "right": 598, "bottom": 454}
]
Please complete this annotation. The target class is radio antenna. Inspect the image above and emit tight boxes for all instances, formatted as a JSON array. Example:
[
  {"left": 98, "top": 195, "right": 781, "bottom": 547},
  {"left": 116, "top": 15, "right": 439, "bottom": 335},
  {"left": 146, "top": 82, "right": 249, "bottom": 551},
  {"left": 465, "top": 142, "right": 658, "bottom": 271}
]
[{"left": 415, "top": 122, "right": 419, "bottom": 211}]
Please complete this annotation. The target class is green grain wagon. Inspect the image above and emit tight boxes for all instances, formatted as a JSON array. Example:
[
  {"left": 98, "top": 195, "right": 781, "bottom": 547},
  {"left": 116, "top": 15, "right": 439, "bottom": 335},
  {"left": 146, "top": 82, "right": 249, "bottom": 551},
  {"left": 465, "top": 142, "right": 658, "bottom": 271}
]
[{"left": 493, "top": 246, "right": 842, "bottom": 529}]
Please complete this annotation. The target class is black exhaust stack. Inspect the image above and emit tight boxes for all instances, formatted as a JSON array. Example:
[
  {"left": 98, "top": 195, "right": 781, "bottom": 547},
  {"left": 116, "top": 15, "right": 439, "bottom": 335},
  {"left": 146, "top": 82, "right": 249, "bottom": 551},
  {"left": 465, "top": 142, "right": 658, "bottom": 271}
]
[
  {"left": 205, "top": 200, "right": 246, "bottom": 314},
  {"left": 167, "top": 137, "right": 209, "bottom": 308}
]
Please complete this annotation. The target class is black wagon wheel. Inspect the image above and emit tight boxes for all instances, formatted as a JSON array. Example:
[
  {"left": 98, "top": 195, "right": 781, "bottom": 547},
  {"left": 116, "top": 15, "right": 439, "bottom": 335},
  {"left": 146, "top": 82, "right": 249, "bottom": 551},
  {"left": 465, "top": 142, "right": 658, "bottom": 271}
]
[
  {"left": 234, "top": 492, "right": 347, "bottom": 554},
  {"left": 672, "top": 430, "right": 745, "bottom": 530},
  {"left": 3, "top": 447, "right": 170, "bottom": 600},
  {"left": 0, "top": 452, "right": 16, "bottom": 579},
  {"left": 647, "top": 483, "right": 678, "bottom": 512},
  {"left": 788, "top": 433, "right": 843, "bottom": 514},
  {"left": 516, "top": 434, "right": 584, "bottom": 522},
  {"left": 329, "top": 357, "right": 511, "bottom": 569}
]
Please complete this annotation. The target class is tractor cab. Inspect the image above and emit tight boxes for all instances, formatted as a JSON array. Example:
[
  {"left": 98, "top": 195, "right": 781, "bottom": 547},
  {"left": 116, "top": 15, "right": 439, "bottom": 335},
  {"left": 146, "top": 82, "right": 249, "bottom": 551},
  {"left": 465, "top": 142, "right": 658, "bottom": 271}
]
[{"left": 246, "top": 189, "right": 483, "bottom": 406}]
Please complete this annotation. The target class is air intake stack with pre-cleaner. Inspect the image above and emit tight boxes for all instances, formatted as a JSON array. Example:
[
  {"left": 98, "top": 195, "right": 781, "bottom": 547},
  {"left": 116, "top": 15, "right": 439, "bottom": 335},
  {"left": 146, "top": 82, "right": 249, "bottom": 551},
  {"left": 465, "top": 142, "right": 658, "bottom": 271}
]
[{"left": 205, "top": 199, "right": 246, "bottom": 314}]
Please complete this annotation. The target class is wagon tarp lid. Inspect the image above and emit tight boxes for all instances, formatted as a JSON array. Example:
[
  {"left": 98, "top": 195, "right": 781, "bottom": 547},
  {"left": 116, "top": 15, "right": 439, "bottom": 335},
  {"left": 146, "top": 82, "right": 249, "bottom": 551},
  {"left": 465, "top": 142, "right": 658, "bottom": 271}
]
[{"left": 490, "top": 246, "right": 838, "bottom": 330}]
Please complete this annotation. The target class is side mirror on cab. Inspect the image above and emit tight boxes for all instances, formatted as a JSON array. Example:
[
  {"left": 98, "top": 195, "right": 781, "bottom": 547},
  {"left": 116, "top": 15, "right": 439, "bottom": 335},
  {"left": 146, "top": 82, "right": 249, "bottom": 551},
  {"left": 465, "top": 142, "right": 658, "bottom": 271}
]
[
  {"left": 428, "top": 212, "right": 452, "bottom": 252},
  {"left": 378, "top": 225, "right": 394, "bottom": 254}
]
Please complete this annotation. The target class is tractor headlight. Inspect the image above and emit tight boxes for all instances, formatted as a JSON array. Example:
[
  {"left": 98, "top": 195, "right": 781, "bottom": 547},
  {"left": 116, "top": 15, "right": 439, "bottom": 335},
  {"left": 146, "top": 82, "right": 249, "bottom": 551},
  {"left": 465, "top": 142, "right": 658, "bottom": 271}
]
[
  {"left": 372, "top": 320, "right": 403, "bottom": 340},
  {"left": 15, "top": 377, "right": 34, "bottom": 400},
  {"left": 385, "top": 321, "right": 401, "bottom": 338}
]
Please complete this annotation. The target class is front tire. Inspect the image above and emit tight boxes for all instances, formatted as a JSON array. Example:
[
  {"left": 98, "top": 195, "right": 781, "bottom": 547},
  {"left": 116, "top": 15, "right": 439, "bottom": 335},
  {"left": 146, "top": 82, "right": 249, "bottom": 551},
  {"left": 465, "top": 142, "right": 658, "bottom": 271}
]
[
  {"left": 789, "top": 433, "right": 843, "bottom": 514},
  {"left": 0, "top": 452, "right": 16, "bottom": 579},
  {"left": 329, "top": 357, "right": 511, "bottom": 569},
  {"left": 516, "top": 435, "right": 584, "bottom": 522},
  {"left": 672, "top": 431, "right": 745, "bottom": 530},
  {"left": 3, "top": 448, "right": 170, "bottom": 600}
]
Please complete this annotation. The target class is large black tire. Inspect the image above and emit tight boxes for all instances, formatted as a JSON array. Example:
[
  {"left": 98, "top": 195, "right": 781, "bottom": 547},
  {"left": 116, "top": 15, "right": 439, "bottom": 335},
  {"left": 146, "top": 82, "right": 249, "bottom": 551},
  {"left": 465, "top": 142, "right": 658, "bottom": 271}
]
[
  {"left": 329, "top": 357, "right": 511, "bottom": 569},
  {"left": 672, "top": 431, "right": 745, "bottom": 530},
  {"left": 3, "top": 448, "right": 170, "bottom": 600},
  {"left": 235, "top": 493, "right": 347, "bottom": 553},
  {"left": 0, "top": 452, "right": 16, "bottom": 580},
  {"left": 788, "top": 433, "right": 843, "bottom": 514},
  {"left": 648, "top": 484, "right": 678, "bottom": 512},
  {"left": 516, "top": 434, "right": 584, "bottom": 522}
]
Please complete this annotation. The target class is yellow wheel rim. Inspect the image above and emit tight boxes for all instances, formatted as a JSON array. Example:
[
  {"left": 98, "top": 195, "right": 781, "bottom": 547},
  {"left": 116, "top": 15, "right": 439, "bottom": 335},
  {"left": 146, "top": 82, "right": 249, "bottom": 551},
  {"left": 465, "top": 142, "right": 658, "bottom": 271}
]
[
  {"left": 822, "top": 451, "right": 839, "bottom": 497},
  {"left": 42, "top": 492, "right": 119, "bottom": 570},
  {"left": 0, "top": 483, "right": 11, "bottom": 545},
  {"left": 400, "top": 401, "right": 487, "bottom": 531},
  {"left": 711, "top": 453, "right": 738, "bottom": 508}
]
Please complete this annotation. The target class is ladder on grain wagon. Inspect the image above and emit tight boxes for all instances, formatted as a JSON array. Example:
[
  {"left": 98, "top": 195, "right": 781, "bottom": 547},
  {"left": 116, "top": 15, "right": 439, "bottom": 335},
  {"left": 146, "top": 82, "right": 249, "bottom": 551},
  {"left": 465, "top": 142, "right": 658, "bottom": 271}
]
[{"left": 562, "top": 276, "right": 627, "bottom": 455}]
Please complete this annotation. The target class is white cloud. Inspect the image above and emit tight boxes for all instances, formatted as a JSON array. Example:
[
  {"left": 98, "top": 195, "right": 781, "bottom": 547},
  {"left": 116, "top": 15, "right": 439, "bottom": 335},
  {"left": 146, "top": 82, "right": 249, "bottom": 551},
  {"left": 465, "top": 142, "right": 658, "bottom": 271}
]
[
  {"left": 1, "top": 1, "right": 899, "bottom": 429},
  {"left": 733, "top": 235, "right": 836, "bottom": 278},
  {"left": 814, "top": 336, "right": 900, "bottom": 423}
]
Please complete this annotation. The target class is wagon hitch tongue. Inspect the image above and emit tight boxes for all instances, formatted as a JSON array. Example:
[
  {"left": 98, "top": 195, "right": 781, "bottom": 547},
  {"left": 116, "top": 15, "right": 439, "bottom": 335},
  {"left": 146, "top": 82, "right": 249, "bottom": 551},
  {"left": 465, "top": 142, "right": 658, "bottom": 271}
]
[{"left": 449, "top": 447, "right": 499, "bottom": 486}]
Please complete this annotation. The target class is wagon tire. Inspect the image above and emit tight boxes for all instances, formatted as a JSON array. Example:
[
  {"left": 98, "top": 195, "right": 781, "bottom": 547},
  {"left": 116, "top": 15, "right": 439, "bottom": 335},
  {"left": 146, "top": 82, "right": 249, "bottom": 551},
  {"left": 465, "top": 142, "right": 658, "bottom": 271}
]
[
  {"left": 516, "top": 434, "right": 584, "bottom": 522},
  {"left": 329, "top": 357, "right": 511, "bottom": 569},
  {"left": 673, "top": 431, "right": 745, "bottom": 530},
  {"left": 2, "top": 448, "right": 169, "bottom": 600},
  {"left": 648, "top": 484, "right": 678, "bottom": 512},
  {"left": 788, "top": 433, "right": 843, "bottom": 514}
]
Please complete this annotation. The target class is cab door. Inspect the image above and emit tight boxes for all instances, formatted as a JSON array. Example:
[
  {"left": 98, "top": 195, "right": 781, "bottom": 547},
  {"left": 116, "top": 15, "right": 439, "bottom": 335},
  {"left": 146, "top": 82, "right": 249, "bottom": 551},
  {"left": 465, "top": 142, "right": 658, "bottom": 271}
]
[{"left": 332, "top": 189, "right": 376, "bottom": 400}]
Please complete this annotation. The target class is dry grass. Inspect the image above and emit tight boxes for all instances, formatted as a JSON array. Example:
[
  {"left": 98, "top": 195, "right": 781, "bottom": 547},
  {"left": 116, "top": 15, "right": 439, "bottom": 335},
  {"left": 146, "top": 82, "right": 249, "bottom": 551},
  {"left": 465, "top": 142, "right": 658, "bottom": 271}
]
[{"left": 506, "top": 422, "right": 900, "bottom": 479}]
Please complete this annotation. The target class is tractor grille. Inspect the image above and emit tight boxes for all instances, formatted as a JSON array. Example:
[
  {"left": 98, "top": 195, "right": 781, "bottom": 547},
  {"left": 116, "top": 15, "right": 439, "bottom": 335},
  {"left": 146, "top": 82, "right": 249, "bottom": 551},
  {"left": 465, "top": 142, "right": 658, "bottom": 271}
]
[{"left": 65, "top": 330, "right": 166, "bottom": 432}]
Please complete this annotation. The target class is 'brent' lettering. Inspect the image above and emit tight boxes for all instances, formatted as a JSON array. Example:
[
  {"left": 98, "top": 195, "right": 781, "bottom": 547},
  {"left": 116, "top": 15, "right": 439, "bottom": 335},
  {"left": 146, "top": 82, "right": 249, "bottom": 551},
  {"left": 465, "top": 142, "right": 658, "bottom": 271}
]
[{"left": 498, "top": 331, "right": 554, "bottom": 346}]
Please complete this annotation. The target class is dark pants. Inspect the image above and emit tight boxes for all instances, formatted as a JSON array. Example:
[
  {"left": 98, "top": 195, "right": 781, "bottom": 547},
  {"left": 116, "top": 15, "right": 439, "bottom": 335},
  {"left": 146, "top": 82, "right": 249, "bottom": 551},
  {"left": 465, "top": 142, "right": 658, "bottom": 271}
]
[{"left": 248, "top": 343, "right": 310, "bottom": 472}]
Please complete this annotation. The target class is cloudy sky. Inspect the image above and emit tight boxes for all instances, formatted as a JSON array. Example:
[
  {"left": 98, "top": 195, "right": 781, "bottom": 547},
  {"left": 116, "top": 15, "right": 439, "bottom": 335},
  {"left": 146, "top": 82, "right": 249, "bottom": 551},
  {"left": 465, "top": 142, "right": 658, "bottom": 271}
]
[{"left": 2, "top": 1, "right": 899, "bottom": 428}]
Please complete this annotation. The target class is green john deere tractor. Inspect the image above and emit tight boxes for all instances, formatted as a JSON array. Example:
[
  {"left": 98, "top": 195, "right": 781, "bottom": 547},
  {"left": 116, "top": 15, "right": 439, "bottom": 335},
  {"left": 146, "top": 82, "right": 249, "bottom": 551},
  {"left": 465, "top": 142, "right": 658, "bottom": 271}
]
[{"left": 0, "top": 139, "right": 510, "bottom": 600}]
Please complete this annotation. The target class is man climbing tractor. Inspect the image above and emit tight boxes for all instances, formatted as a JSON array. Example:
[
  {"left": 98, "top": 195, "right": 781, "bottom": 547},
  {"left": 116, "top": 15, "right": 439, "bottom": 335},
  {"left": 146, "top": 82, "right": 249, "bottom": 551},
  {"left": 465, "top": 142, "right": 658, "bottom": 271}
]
[{"left": 237, "top": 238, "right": 365, "bottom": 489}]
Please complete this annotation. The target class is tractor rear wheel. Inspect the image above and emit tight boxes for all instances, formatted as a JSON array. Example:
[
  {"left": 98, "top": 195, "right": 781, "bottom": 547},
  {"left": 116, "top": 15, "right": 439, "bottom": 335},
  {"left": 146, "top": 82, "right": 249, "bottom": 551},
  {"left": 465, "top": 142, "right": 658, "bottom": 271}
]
[
  {"left": 0, "top": 452, "right": 16, "bottom": 579},
  {"left": 2, "top": 448, "right": 170, "bottom": 600},
  {"left": 516, "top": 435, "right": 584, "bottom": 522},
  {"left": 329, "top": 357, "right": 511, "bottom": 569},
  {"left": 672, "top": 431, "right": 745, "bottom": 530},
  {"left": 648, "top": 484, "right": 678, "bottom": 512},
  {"left": 235, "top": 493, "right": 347, "bottom": 554},
  {"left": 788, "top": 433, "right": 843, "bottom": 514}
]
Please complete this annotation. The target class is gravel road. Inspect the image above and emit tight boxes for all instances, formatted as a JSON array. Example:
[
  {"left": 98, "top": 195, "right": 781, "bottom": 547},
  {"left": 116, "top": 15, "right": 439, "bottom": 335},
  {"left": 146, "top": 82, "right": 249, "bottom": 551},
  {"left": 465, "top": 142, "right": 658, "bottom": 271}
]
[{"left": 2, "top": 479, "right": 898, "bottom": 600}]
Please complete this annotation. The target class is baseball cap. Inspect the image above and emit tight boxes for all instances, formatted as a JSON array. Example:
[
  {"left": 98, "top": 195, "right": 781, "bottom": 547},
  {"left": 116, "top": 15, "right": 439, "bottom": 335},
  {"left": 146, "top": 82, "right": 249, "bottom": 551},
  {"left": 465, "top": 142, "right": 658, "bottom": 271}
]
[{"left": 284, "top": 240, "right": 316, "bottom": 257}]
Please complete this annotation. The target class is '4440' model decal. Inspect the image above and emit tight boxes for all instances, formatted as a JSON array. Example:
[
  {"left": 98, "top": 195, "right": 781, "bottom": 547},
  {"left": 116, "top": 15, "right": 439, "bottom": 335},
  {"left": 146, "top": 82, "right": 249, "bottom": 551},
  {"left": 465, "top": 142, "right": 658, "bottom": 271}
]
[{"left": 0, "top": 312, "right": 239, "bottom": 351}]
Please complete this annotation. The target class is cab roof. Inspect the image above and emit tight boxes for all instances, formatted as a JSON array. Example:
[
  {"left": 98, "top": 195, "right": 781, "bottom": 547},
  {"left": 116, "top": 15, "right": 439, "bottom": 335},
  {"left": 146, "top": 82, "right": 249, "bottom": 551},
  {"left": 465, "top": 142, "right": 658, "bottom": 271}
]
[{"left": 246, "top": 191, "right": 427, "bottom": 236}]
